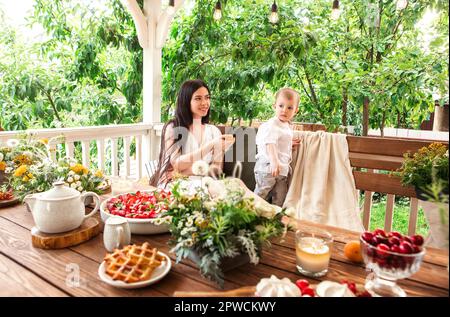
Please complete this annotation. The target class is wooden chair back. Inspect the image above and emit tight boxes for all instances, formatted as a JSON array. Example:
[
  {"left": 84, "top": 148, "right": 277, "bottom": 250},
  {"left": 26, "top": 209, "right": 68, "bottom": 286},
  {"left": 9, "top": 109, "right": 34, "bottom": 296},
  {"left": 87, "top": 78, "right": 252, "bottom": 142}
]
[{"left": 347, "top": 136, "right": 448, "bottom": 234}]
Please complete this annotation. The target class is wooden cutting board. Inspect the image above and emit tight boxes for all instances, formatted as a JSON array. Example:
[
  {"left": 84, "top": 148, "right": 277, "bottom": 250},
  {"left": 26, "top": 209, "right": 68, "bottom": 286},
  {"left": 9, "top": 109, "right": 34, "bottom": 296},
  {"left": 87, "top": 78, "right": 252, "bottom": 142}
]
[
  {"left": 0, "top": 197, "right": 20, "bottom": 208},
  {"left": 31, "top": 217, "right": 101, "bottom": 249}
]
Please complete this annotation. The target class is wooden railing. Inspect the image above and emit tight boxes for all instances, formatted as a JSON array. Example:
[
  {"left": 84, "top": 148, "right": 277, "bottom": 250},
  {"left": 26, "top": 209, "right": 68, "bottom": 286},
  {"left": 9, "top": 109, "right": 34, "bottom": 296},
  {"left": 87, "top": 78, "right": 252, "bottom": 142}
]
[
  {"left": 0, "top": 123, "right": 155, "bottom": 179},
  {"left": 347, "top": 136, "right": 449, "bottom": 235}
]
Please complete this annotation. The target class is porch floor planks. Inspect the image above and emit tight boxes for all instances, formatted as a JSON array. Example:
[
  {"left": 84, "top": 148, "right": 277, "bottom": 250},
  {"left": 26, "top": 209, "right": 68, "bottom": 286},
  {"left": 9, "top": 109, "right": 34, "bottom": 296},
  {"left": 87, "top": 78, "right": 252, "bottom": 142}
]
[{"left": 0, "top": 253, "right": 68, "bottom": 297}]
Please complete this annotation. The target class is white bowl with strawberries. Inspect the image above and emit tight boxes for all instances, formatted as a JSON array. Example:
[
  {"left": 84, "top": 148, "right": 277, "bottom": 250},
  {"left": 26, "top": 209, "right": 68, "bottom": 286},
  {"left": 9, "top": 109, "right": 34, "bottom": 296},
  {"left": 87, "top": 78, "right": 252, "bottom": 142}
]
[{"left": 100, "top": 189, "right": 172, "bottom": 234}]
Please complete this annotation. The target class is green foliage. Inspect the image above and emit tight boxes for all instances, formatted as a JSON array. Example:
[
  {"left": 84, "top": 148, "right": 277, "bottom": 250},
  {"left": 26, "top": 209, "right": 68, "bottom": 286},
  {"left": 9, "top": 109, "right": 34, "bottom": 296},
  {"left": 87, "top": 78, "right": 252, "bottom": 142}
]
[
  {"left": 0, "top": 0, "right": 143, "bottom": 131},
  {"left": 0, "top": 0, "right": 448, "bottom": 134},
  {"left": 367, "top": 198, "right": 430, "bottom": 236},
  {"left": 394, "top": 142, "right": 449, "bottom": 189},
  {"left": 163, "top": 0, "right": 448, "bottom": 131}
]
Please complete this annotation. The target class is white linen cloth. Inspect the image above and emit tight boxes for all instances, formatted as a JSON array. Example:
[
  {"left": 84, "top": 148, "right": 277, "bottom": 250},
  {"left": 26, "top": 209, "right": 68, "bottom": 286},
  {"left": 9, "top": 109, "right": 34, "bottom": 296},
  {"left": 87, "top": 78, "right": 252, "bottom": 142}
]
[{"left": 283, "top": 131, "right": 364, "bottom": 232}]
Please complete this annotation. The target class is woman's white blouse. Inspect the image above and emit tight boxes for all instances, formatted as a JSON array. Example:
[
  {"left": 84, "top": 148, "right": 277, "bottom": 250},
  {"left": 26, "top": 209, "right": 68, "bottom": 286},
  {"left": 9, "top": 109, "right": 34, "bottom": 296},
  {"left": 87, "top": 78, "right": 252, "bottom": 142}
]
[{"left": 182, "top": 124, "right": 222, "bottom": 163}]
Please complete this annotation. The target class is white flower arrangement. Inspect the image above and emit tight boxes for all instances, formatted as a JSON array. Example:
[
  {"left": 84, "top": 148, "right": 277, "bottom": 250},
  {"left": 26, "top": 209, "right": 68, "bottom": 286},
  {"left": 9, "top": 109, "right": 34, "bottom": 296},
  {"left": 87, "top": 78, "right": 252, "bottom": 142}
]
[
  {"left": 165, "top": 179, "right": 288, "bottom": 288},
  {"left": 192, "top": 160, "right": 209, "bottom": 176}
]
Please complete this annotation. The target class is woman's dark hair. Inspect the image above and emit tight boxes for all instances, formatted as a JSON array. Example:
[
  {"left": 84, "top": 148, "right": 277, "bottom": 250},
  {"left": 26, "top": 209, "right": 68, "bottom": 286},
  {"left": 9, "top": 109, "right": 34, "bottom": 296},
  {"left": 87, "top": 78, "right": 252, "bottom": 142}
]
[{"left": 150, "top": 79, "right": 210, "bottom": 186}]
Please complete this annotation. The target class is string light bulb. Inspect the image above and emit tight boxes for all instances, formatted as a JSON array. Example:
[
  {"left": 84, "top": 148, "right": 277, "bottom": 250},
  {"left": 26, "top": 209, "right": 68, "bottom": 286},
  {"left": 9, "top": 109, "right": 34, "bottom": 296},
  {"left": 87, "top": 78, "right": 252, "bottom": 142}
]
[
  {"left": 331, "top": 0, "right": 341, "bottom": 20},
  {"left": 213, "top": 1, "right": 222, "bottom": 21},
  {"left": 167, "top": 0, "right": 175, "bottom": 15},
  {"left": 396, "top": 0, "right": 408, "bottom": 11},
  {"left": 269, "top": 1, "right": 279, "bottom": 24}
]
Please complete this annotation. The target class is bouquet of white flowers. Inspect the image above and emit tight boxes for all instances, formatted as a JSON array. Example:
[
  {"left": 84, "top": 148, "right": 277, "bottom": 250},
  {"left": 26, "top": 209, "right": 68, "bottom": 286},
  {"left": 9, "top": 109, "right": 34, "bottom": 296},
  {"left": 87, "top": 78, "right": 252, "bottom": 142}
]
[{"left": 164, "top": 177, "right": 288, "bottom": 288}]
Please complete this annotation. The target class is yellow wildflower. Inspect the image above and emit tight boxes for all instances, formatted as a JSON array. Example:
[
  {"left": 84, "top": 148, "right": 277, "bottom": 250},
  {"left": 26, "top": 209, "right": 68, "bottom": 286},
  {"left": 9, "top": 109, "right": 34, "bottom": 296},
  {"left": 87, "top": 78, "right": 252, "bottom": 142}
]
[
  {"left": 14, "top": 165, "right": 28, "bottom": 177},
  {"left": 27, "top": 173, "right": 33, "bottom": 179},
  {"left": 94, "top": 170, "right": 104, "bottom": 178},
  {"left": 13, "top": 154, "right": 32, "bottom": 166},
  {"left": 70, "top": 164, "right": 89, "bottom": 175},
  {"left": 0, "top": 161, "right": 6, "bottom": 171},
  {"left": 40, "top": 138, "right": 49, "bottom": 145},
  {"left": 22, "top": 176, "right": 29, "bottom": 182}
]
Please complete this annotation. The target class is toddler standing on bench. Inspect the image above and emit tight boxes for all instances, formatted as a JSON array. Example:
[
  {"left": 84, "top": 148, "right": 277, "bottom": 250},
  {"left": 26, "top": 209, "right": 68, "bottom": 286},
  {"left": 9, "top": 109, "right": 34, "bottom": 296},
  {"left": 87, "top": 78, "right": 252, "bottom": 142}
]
[{"left": 254, "top": 88, "right": 300, "bottom": 207}]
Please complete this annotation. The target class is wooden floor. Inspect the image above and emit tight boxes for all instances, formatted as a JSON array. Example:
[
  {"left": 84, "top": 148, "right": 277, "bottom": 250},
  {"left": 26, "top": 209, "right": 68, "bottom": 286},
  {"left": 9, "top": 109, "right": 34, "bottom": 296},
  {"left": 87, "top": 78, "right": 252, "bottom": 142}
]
[{"left": 0, "top": 195, "right": 448, "bottom": 297}]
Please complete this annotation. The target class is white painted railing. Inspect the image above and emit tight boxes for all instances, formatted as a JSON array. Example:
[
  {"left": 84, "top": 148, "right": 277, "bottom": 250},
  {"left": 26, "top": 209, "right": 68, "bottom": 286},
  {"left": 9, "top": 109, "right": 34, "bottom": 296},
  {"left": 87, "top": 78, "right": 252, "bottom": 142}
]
[
  {"left": 369, "top": 128, "right": 449, "bottom": 141},
  {"left": 0, "top": 123, "right": 160, "bottom": 180}
]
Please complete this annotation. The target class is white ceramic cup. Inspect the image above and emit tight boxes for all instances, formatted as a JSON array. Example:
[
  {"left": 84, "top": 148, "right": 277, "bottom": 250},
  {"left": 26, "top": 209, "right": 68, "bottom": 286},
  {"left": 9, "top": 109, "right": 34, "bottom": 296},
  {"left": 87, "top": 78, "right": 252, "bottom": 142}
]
[{"left": 103, "top": 216, "right": 131, "bottom": 252}]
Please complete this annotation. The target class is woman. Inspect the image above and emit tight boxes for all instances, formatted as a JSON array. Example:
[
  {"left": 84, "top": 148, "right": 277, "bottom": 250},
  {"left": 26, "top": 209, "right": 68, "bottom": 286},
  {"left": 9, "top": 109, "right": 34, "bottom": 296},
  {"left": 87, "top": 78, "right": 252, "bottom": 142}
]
[{"left": 150, "top": 79, "right": 234, "bottom": 188}]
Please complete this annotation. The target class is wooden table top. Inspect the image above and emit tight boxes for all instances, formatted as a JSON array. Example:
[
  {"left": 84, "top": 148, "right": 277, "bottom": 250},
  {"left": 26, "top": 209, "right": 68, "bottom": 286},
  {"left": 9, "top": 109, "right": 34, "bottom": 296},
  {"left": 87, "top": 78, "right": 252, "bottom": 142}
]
[{"left": 0, "top": 195, "right": 448, "bottom": 297}]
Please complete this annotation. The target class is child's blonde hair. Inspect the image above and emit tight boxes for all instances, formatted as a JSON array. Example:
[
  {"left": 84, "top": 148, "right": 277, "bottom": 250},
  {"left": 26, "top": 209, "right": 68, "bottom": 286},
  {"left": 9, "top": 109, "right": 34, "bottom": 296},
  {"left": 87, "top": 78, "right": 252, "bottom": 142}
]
[{"left": 274, "top": 88, "right": 300, "bottom": 107}]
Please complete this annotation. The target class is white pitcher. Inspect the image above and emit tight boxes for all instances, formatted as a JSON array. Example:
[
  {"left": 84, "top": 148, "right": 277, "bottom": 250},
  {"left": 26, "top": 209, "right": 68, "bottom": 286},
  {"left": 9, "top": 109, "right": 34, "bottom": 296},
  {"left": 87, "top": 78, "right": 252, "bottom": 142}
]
[{"left": 103, "top": 217, "right": 131, "bottom": 252}]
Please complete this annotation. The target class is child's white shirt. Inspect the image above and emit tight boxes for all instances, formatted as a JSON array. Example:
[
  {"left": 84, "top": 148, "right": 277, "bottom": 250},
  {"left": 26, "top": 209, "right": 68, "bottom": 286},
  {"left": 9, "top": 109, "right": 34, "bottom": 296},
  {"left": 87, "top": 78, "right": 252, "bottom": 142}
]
[{"left": 255, "top": 117, "right": 293, "bottom": 176}]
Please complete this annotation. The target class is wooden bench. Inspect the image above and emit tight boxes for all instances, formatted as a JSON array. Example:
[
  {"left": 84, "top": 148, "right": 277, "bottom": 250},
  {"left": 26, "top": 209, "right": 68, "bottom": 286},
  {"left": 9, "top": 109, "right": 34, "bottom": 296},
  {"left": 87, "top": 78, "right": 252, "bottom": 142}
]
[
  {"left": 218, "top": 126, "right": 448, "bottom": 235},
  {"left": 348, "top": 135, "right": 448, "bottom": 235}
]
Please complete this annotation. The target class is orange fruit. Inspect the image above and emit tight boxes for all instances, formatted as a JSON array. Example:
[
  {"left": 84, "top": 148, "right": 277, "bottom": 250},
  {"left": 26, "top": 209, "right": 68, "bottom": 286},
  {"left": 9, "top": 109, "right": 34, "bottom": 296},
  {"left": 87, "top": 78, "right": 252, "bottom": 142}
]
[{"left": 344, "top": 240, "right": 363, "bottom": 263}]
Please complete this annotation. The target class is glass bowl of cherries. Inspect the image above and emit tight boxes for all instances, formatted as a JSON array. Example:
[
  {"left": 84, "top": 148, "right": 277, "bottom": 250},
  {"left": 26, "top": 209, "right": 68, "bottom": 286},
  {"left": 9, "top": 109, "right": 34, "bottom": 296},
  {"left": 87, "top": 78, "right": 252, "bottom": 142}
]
[{"left": 360, "top": 229, "right": 425, "bottom": 297}]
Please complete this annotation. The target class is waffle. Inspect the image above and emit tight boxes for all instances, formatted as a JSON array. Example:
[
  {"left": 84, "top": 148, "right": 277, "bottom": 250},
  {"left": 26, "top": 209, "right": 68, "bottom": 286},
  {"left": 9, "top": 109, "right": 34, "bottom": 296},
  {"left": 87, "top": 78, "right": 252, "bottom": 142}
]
[{"left": 103, "top": 242, "right": 166, "bottom": 283}]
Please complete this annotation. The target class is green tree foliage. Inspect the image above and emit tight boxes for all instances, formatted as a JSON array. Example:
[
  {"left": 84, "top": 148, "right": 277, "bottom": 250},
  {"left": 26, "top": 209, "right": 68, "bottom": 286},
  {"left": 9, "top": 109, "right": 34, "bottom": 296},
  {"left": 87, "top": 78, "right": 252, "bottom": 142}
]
[
  {"left": 0, "top": 0, "right": 448, "bottom": 135},
  {"left": 163, "top": 0, "right": 448, "bottom": 133},
  {"left": 0, "top": 0, "right": 143, "bottom": 130}
]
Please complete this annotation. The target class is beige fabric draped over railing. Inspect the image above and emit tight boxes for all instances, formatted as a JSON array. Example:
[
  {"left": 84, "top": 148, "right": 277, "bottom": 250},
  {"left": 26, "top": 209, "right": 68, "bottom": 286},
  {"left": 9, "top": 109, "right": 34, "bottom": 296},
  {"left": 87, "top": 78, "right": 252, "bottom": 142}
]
[{"left": 284, "top": 131, "right": 364, "bottom": 232}]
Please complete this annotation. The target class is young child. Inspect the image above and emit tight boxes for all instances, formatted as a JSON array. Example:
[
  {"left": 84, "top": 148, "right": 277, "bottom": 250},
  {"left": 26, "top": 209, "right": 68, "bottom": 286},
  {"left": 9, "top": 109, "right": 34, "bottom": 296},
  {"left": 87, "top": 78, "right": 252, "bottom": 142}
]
[{"left": 254, "top": 88, "right": 300, "bottom": 207}]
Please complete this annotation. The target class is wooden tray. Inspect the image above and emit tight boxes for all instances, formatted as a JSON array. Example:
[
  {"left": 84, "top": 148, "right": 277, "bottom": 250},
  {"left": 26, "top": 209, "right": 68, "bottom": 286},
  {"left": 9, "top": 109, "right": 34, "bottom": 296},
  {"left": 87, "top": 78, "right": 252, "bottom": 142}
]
[
  {"left": 0, "top": 197, "right": 20, "bottom": 208},
  {"left": 31, "top": 217, "right": 101, "bottom": 249}
]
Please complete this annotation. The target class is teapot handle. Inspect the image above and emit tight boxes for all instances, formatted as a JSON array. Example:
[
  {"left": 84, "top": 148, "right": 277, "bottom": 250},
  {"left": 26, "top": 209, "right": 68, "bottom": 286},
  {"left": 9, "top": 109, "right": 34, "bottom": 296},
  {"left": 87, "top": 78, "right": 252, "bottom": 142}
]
[{"left": 81, "top": 192, "right": 100, "bottom": 219}]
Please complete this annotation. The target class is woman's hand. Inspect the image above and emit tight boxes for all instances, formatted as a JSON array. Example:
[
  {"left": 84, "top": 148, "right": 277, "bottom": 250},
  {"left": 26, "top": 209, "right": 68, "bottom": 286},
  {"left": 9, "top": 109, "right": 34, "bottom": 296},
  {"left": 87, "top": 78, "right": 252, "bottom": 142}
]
[{"left": 209, "top": 135, "right": 235, "bottom": 152}]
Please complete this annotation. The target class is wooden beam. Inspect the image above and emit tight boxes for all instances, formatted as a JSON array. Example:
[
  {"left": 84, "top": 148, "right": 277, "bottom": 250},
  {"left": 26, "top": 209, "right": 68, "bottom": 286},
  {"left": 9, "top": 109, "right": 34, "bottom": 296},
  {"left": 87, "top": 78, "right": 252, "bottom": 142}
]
[
  {"left": 347, "top": 136, "right": 447, "bottom": 157},
  {"left": 349, "top": 152, "right": 404, "bottom": 171},
  {"left": 353, "top": 170, "right": 417, "bottom": 197}
]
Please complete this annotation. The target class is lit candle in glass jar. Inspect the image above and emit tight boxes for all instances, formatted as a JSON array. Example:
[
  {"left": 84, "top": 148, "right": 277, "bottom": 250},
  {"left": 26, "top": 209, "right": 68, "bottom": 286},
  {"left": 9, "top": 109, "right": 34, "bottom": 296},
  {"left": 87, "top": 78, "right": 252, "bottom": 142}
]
[{"left": 295, "top": 230, "right": 333, "bottom": 277}]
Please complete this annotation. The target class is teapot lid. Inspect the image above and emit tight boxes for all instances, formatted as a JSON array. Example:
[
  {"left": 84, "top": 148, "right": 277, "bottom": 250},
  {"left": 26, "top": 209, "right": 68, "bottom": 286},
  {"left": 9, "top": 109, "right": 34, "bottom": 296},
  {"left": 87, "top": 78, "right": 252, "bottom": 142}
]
[{"left": 40, "top": 181, "right": 80, "bottom": 200}]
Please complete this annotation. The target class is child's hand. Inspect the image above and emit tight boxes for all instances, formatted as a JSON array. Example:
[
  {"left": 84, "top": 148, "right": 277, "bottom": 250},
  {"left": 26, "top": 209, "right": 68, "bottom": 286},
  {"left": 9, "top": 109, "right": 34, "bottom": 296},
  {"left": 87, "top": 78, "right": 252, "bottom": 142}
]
[
  {"left": 292, "top": 136, "right": 301, "bottom": 148},
  {"left": 270, "top": 162, "right": 280, "bottom": 177}
]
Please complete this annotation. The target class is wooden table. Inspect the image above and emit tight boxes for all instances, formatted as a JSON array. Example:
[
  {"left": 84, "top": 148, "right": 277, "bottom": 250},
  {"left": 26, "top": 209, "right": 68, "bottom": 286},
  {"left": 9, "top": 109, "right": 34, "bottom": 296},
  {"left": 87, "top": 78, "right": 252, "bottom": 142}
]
[{"left": 0, "top": 195, "right": 448, "bottom": 297}]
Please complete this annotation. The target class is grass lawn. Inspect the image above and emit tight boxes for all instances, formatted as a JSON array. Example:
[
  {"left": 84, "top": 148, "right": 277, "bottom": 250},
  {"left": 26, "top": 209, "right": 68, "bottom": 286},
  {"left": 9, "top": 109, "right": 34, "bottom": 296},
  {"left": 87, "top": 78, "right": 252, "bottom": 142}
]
[{"left": 361, "top": 195, "right": 430, "bottom": 237}]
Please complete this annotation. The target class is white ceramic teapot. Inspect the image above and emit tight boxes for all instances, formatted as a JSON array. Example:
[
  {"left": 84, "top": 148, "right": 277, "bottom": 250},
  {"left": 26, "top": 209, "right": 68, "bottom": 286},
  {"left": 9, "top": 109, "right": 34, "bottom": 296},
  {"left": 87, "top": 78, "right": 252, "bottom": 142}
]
[{"left": 24, "top": 181, "right": 100, "bottom": 234}]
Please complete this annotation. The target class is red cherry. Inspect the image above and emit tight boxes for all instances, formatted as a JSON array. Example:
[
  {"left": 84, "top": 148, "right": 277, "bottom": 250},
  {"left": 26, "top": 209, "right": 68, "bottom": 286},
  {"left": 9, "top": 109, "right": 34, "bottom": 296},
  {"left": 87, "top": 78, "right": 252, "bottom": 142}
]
[
  {"left": 295, "top": 279, "right": 310, "bottom": 291},
  {"left": 399, "top": 242, "right": 413, "bottom": 254},
  {"left": 301, "top": 287, "right": 315, "bottom": 297},
  {"left": 412, "top": 245, "right": 422, "bottom": 253},
  {"left": 402, "top": 236, "right": 412, "bottom": 244},
  {"left": 357, "top": 291, "right": 372, "bottom": 297},
  {"left": 371, "top": 236, "right": 381, "bottom": 246},
  {"left": 388, "top": 231, "right": 403, "bottom": 239},
  {"left": 388, "top": 236, "right": 401, "bottom": 246},
  {"left": 373, "top": 229, "right": 387, "bottom": 237},
  {"left": 347, "top": 282, "right": 357, "bottom": 294},
  {"left": 390, "top": 245, "right": 401, "bottom": 253},
  {"left": 411, "top": 235, "right": 424, "bottom": 246},
  {"left": 376, "top": 243, "right": 390, "bottom": 257},
  {"left": 361, "top": 232, "right": 374, "bottom": 243}
]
